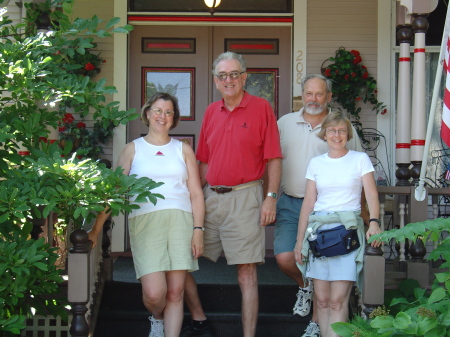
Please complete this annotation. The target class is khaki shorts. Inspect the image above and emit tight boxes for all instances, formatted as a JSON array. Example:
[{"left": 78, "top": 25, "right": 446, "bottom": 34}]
[
  {"left": 128, "top": 209, "right": 198, "bottom": 280},
  {"left": 203, "top": 182, "right": 265, "bottom": 265}
]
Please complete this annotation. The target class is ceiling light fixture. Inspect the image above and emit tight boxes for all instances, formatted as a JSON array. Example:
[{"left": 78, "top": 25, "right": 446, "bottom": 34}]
[{"left": 204, "top": 0, "right": 221, "bottom": 15}]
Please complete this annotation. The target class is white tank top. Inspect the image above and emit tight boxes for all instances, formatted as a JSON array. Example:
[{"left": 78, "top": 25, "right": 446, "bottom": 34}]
[{"left": 128, "top": 137, "right": 192, "bottom": 218}]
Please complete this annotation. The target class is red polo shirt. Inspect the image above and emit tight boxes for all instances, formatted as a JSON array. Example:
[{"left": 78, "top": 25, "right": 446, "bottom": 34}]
[{"left": 196, "top": 92, "right": 282, "bottom": 186}]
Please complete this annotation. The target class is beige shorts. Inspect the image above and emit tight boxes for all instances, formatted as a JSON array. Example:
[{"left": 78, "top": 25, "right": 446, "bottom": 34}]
[
  {"left": 128, "top": 209, "right": 199, "bottom": 280},
  {"left": 203, "top": 182, "right": 265, "bottom": 265}
]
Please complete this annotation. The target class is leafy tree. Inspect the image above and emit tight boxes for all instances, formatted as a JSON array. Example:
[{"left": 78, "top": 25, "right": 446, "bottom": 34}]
[{"left": 0, "top": 1, "right": 164, "bottom": 334}]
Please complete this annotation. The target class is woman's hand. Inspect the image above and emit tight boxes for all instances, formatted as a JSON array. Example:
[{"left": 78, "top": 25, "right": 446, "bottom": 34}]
[
  {"left": 366, "top": 223, "right": 382, "bottom": 247},
  {"left": 191, "top": 230, "right": 204, "bottom": 260},
  {"left": 88, "top": 229, "right": 100, "bottom": 248},
  {"left": 294, "top": 241, "right": 304, "bottom": 264}
]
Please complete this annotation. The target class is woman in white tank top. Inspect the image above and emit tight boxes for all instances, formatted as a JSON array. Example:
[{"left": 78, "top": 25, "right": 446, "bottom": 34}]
[{"left": 88, "top": 92, "right": 205, "bottom": 337}]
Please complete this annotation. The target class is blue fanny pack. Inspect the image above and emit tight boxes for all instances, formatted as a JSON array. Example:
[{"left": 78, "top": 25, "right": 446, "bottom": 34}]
[{"left": 308, "top": 225, "right": 360, "bottom": 258}]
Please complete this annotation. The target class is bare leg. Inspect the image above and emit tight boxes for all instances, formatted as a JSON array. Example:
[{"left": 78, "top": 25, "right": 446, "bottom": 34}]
[
  {"left": 313, "top": 279, "right": 331, "bottom": 337},
  {"left": 276, "top": 252, "right": 306, "bottom": 287},
  {"left": 184, "top": 272, "right": 207, "bottom": 321},
  {"left": 164, "top": 270, "right": 187, "bottom": 337},
  {"left": 140, "top": 272, "right": 167, "bottom": 320},
  {"left": 328, "top": 280, "right": 353, "bottom": 337},
  {"left": 237, "top": 263, "right": 258, "bottom": 337},
  {"left": 276, "top": 251, "right": 319, "bottom": 323}
]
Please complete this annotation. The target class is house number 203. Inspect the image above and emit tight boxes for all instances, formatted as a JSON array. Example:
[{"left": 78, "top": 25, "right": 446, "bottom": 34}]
[{"left": 296, "top": 50, "right": 304, "bottom": 84}]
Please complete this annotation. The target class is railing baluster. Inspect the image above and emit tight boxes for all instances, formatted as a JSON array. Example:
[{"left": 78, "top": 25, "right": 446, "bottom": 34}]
[
  {"left": 379, "top": 198, "right": 386, "bottom": 232},
  {"left": 398, "top": 198, "right": 406, "bottom": 262}
]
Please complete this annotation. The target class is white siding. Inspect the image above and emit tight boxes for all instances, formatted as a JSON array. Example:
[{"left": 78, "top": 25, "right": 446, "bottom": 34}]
[
  {"left": 307, "top": 0, "right": 379, "bottom": 131},
  {"left": 71, "top": 0, "right": 115, "bottom": 162}
]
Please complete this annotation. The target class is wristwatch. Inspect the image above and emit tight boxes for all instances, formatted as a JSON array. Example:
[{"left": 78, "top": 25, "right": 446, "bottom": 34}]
[
  {"left": 267, "top": 192, "right": 278, "bottom": 199},
  {"left": 193, "top": 227, "right": 205, "bottom": 232}
]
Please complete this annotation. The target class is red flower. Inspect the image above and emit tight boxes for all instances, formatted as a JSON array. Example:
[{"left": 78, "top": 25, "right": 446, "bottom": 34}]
[
  {"left": 362, "top": 72, "right": 369, "bottom": 79},
  {"left": 63, "top": 113, "right": 74, "bottom": 124},
  {"left": 381, "top": 109, "right": 387, "bottom": 115},
  {"left": 351, "top": 72, "right": 357, "bottom": 78},
  {"left": 325, "top": 68, "right": 331, "bottom": 77},
  {"left": 356, "top": 97, "right": 362, "bottom": 101},
  {"left": 84, "top": 62, "right": 95, "bottom": 71},
  {"left": 353, "top": 55, "right": 362, "bottom": 64},
  {"left": 77, "top": 121, "right": 86, "bottom": 129},
  {"left": 362, "top": 65, "right": 367, "bottom": 70},
  {"left": 344, "top": 74, "right": 349, "bottom": 80},
  {"left": 350, "top": 50, "right": 360, "bottom": 57},
  {"left": 59, "top": 126, "right": 66, "bottom": 132}
]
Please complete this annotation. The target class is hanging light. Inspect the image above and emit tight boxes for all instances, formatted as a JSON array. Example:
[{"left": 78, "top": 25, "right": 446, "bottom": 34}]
[{"left": 204, "top": 0, "right": 221, "bottom": 15}]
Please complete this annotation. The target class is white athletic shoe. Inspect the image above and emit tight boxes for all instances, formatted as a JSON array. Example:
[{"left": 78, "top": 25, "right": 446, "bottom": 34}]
[
  {"left": 302, "top": 321, "right": 321, "bottom": 337},
  {"left": 293, "top": 286, "right": 313, "bottom": 316},
  {"left": 148, "top": 315, "right": 164, "bottom": 337}
]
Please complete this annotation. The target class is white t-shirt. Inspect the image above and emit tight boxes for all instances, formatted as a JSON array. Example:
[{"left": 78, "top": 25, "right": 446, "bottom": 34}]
[{"left": 306, "top": 150, "right": 374, "bottom": 212}]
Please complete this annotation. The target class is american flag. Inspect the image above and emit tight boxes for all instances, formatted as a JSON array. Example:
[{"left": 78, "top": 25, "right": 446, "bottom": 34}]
[{"left": 442, "top": 13, "right": 450, "bottom": 147}]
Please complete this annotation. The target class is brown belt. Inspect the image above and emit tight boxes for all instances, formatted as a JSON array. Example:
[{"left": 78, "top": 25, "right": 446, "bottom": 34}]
[{"left": 210, "top": 180, "right": 263, "bottom": 194}]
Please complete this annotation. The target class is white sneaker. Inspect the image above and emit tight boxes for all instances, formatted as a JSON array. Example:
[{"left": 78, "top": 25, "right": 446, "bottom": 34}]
[
  {"left": 302, "top": 321, "right": 321, "bottom": 337},
  {"left": 148, "top": 315, "right": 164, "bottom": 337},
  {"left": 293, "top": 286, "right": 313, "bottom": 316}
]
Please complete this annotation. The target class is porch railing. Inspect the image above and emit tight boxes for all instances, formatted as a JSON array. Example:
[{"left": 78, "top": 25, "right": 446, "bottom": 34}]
[{"left": 362, "top": 185, "right": 450, "bottom": 315}]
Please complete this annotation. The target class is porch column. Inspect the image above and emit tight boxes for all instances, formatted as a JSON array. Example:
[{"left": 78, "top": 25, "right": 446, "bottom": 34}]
[
  {"left": 410, "top": 14, "right": 429, "bottom": 185},
  {"left": 395, "top": 23, "right": 413, "bottom": 186}
]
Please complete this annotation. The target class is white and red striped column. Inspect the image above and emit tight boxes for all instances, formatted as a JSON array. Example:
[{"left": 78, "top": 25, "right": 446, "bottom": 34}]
[
  {"left": 410, "top": 14, "right": 429, "bottom": 185},
  {"left": 396, "top": 24, "right": 414, "bottom": 186}
]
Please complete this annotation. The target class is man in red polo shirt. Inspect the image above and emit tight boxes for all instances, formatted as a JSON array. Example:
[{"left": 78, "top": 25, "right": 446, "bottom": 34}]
[{"left": 180, "top": 52, "right": 282, "bottom": 337}]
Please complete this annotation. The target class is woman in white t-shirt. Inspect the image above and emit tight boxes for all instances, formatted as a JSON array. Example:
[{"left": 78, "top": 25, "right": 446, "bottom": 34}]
[{"left": 294, "top": 111, "right": 382, "bottom": 337}]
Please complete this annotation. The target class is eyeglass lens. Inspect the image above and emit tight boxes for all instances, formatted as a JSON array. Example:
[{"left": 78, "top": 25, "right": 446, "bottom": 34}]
[
  {"left": 326, "top": 129, "right": 348, "bottom": 135},
  {"left": 151, "top": 108, "right": 174, "bottom": 116},
  {"left": 217, "top": 71, "right": 243, "bottom": 81}
]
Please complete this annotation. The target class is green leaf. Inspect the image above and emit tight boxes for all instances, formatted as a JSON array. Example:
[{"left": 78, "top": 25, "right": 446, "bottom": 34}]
[
  {"left": 371, "top": 315, "right": 395, "bottom": 329},
  {"left": 427, "top": 287, "right": 446, "bottom": 304},
  {"left": 392, "top": 312, "right": 412, "bottom": 329},
  {"left": 106, "top": 17, "right": 121, "bottom": 29},
  {"left": 330, "top": 322, "right": 359, "bottom": 336}
]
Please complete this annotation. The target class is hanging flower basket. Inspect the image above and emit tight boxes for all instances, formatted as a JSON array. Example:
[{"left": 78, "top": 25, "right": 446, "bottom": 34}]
[{"left": 321, "top": 47, "right": 386, "bottom": 139}]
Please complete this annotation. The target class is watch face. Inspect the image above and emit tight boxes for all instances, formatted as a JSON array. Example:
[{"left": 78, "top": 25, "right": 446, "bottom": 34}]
[{"left": 268, "top": 192, "right": 278, "bottom": 199}]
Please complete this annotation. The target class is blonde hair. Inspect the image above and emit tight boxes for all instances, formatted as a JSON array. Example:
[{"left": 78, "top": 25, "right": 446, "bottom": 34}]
[{"left": 317, "top": 111, "right": 353, "bottom": 141}]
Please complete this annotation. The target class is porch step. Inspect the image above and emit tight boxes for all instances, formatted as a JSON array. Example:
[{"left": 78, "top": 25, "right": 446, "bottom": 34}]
[{"left": 94, "top": 257, "right": 312, "bottom": 337}]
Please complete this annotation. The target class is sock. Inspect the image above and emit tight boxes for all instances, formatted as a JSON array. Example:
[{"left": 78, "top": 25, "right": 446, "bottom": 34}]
[
  {"left": 301, "top": 282, "right": 312, "bottom": 292},
  {"left": 192, "top": 319, "right": 210, "bottom": 329}
]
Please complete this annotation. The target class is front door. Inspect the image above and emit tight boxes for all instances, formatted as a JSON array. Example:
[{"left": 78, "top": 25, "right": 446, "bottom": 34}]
[{"left": 128, "top": 24, "right": 292, "bottom": 252}]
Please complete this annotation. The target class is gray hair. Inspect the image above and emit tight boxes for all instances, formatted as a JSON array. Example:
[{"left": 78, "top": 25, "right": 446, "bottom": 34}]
[
  {"left": 212, "top": 52, "right": 247, "bottom": 76},
  {"left": 301, "top": 74, "right": 332, "bottom": 95}
]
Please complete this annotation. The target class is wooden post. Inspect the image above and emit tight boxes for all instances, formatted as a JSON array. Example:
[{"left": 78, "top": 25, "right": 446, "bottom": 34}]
[
  {"left": 69, "top": 229, "right": 90, "bottom": 337},
  {"left": 362, "top": 245, "right": 385, "bottom": 316}
]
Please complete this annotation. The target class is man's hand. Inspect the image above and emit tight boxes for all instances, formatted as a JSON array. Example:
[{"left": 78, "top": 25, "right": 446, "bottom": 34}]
[{"left": 260, "top": 197, "right": 277, "bottom": 226}]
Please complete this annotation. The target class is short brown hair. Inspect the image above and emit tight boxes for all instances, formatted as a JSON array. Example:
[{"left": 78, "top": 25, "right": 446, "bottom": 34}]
[
  {"left": 140, "top": 92, "right": 180, "bottom": 130},
  {"left": 317, "top": 111, "right": 353, "bottom": 141}
]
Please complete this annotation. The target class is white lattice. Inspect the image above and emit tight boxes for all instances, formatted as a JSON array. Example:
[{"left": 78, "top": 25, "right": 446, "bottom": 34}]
[{"left": 21, "top": 315, "right": 71, "bottom": 337}]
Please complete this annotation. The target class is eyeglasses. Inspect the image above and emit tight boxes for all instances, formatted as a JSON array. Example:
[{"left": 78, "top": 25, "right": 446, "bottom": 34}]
[
  {"left": 215, "top": 71, "right": 245, "bottom": 81},
  {"left": 326, "top": 128, "right": 348, "bottom": 135},
  {"left": 150, "top": 108, "right": 174, "bottom": 117}
]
